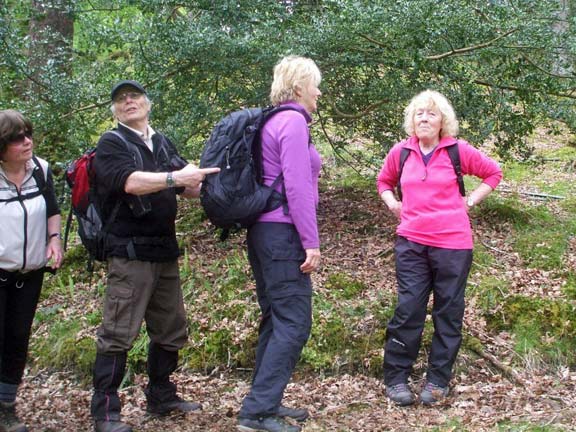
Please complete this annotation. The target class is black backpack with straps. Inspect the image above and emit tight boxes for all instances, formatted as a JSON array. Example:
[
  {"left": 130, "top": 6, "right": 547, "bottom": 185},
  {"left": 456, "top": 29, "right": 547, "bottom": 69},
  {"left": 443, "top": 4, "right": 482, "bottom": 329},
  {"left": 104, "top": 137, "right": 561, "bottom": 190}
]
[
  {"left": 199, "top": 105, "right": 298, "bottom": 232},
  {"left": 397, "top": 142, "right": 465, "bottom": 201}
]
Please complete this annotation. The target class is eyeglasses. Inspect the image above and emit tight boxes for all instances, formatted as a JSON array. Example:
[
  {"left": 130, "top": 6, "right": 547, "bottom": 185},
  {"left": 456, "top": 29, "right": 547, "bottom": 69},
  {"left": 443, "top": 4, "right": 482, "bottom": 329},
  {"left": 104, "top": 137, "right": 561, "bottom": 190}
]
[
  {"left": 113, "top": 92, "right": 144, "bottom": 103},
  {"left": 7, "top": 131, "right": 32, "bottom": 145}
]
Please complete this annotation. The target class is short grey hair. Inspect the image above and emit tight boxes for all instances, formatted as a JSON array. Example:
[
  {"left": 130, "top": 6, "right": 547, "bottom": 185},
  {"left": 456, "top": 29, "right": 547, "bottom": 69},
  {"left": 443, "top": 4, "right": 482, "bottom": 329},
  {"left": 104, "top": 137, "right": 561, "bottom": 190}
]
[{"left": 110, "top": 95, "right": 152, "bottom": 116}]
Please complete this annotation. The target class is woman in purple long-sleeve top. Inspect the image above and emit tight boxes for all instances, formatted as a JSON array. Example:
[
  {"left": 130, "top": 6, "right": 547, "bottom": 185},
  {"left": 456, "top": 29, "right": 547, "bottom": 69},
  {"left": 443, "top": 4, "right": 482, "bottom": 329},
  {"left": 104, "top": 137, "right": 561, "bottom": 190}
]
[{"left": 237, "top": 56, "right": 322, "bottom": 432}]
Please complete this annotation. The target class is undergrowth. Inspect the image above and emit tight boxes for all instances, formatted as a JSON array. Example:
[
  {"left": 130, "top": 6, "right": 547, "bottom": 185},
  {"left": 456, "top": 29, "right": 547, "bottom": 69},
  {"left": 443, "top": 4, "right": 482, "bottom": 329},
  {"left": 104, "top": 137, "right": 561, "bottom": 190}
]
[{"left": 30, "top": 139, "right": 576, "bottom": 389}]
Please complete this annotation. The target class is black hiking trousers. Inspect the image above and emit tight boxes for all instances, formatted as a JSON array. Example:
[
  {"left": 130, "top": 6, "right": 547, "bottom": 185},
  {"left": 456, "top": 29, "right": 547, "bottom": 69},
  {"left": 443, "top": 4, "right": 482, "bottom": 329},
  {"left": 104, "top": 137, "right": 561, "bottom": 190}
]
[
  {"left": 239, "top": 223, "right": 312, "bottom": 419},
  {"left": 383, "top": 236, "right": 473, "bottom": 388},
  {"left": 0, "top": 269, "right": 43, "bottom": 385}
]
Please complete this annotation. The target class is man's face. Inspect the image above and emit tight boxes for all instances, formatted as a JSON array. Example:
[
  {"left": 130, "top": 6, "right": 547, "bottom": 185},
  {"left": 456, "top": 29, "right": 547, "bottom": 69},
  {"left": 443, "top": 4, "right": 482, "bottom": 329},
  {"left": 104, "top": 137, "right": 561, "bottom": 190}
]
[{"left": 112, "top": 86, "right": 150, "bottom": 127}]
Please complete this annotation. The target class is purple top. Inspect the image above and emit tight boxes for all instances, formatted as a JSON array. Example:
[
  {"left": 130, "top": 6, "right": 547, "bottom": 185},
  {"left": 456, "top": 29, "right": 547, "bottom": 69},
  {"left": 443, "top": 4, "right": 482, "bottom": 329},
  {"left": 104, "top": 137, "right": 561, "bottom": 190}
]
[{"left": 257, "top": 101, "right": 322, "bottom": 249}]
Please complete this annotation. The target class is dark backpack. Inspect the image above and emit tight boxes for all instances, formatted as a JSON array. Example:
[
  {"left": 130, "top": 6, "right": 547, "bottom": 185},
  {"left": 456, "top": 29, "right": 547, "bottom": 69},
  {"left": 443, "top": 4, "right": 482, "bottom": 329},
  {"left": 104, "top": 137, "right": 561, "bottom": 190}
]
[
  {"left": 199, "top": 105, "right": 297, "bottom": 231},
  {"left": 397, "top": 142, "right": 465, "bottom": 200},
  {"left": 63, "top": 131, "right": 144, "bottom": 263}
]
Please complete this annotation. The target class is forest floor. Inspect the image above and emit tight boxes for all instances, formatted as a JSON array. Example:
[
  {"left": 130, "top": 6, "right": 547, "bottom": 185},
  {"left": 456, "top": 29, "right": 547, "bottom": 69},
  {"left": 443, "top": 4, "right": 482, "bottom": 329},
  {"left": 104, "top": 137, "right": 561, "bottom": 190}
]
[{"left": 16, "top": 133, "right": 576, "bottom": 431}]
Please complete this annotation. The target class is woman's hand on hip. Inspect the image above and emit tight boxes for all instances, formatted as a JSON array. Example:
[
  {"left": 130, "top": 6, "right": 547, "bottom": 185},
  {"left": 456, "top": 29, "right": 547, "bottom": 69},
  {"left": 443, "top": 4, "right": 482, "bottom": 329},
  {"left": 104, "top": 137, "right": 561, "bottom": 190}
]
[{"left": 300, "top": 248, "right": 321, "bottom": 273}]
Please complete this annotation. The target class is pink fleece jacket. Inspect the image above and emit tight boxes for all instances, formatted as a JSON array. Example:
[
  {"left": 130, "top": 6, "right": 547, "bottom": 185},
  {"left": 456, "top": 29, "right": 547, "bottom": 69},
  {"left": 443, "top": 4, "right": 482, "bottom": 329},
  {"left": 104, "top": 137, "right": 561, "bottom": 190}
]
[{"left": 377, "top": 136, "right": 502, "bottom": 249}]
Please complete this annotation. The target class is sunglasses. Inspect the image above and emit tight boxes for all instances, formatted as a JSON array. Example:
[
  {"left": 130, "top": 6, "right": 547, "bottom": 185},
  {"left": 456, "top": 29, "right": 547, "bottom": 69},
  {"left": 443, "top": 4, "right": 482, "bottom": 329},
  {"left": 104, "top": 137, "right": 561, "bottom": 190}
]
[
  {"left": 8, "top": 131, "right": 33, "bottom": 145},
  {"left": 113, "top": 92, "right": 144, "bottom": 103}
]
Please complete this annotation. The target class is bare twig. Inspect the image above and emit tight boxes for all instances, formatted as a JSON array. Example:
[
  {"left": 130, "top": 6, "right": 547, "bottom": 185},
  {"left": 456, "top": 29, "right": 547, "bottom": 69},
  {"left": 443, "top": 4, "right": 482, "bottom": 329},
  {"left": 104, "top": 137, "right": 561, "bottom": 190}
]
[
  {"left": 498, "top": 187, "right": 564, "bottom": 200},
  {"left": 480, "top": 239, "right": 512, "bottom": 255},
  {"left": 468, "top": 343, "right": 525, "bottom": 386}
]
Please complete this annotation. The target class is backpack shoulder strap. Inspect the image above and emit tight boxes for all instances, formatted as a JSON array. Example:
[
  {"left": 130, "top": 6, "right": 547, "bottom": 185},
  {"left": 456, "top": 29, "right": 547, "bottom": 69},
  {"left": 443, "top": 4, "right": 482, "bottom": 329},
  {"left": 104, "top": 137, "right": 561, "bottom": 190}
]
[
  {"left": 259, "top": 105, "right": 305, "bottom": 215},
  {"left": 0, "top": 156, "right": 49, "bottom": 204},
  {"left": 397, "top": 145, "right": 411, "bottom": 201},
  {"left": 445, "top": 142, "right": 466, "bottom": 197},
  {"left": 106, "top": 129, "right": 151, "bottom": 217},
  {"left": 107, "top": 130, "right": 145, "bottom": 170},
  {"left": 32, "top": 156, "right": 47, "bottom": 193}
]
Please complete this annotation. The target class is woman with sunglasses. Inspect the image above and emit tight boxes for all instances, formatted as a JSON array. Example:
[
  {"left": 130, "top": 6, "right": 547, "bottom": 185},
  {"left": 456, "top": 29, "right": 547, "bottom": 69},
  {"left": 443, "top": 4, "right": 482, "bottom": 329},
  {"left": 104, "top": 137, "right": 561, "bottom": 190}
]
[{"left": 0, "top": 109, "right": 62, "bottom": 432}]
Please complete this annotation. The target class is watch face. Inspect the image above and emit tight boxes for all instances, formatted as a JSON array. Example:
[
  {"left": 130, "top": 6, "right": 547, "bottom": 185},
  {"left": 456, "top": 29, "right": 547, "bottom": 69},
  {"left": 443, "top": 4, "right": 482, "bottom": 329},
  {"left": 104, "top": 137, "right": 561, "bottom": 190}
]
[
  {"left": 166, "top": 172, "right": 175, "bottom": 187},
  {"left": 467, "top": 197, "right": 474, "bottom": 207}
]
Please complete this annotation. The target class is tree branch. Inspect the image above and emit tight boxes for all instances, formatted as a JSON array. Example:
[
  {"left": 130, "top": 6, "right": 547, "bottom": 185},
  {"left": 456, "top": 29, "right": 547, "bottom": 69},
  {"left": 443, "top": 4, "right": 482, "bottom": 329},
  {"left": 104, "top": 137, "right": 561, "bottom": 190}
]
[
  {"left": 425, "top": 28, "right": 518, "bottom": 60},
  {"left": 330, "top": 99, "right": 389, "bottom": 119},
  {"left": 473, "top": 79, "right": 576, "bottom": 99},
  {"left": 316, "top": 108, "right": 365, "bottom": 175},
  {"left": 357, "top": 33, "right": 389, "bottom": 50},
  {"left": 520, "top": 53, "right": 575, "bottom": 79}
]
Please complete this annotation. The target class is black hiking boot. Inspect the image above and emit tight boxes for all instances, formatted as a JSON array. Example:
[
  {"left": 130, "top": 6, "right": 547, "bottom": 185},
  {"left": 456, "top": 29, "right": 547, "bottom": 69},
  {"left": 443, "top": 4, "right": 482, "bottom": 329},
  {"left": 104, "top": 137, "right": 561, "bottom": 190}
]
[
  {"left": 277, "top": 405, "right": 309, "bottom": 422},
  {"left": 0, "top": 401, "right": 28, "bottom": 432},
  {"left": 420, "top": 382, "right": 449, "bottom": 405},
  {"left": 146, "top": 394, "right": 202, "bottom": 416},
  {"left": 94, "top": 420, "right": 133, "bottom": 432},
  {"left": 237, "top": 415, "right": 301, "bottom": 432},
  {"left": 385, "top": 383, "right": 415, "bottom": 406}
]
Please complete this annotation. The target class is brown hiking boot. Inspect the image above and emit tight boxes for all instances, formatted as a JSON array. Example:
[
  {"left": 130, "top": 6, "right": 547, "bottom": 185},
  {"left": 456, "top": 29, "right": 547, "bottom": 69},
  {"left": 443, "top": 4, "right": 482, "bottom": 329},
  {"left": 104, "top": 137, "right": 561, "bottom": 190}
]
[{"left": 0, "top": 401, "right": 28, "bottom": 432}]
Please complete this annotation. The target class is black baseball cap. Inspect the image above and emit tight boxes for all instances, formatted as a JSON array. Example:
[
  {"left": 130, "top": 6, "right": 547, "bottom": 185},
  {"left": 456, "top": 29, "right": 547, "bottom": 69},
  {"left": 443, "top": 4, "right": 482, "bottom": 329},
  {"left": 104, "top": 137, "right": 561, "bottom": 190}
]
[{"left": 110, "top": 80, "right": 146, "bottom": 101}]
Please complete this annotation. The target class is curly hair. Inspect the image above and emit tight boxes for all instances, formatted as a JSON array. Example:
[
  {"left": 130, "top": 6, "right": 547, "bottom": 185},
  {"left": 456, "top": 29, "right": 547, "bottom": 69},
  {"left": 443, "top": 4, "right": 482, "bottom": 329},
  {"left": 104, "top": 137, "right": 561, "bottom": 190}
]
[{"left": 403, "top": 90, "right": 459, "bottom": 138}]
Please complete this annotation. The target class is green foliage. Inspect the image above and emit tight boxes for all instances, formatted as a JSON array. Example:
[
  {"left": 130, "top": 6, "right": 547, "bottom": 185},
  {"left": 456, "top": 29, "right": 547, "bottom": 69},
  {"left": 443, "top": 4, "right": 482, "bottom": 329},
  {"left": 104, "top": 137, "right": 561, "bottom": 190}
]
[
  {"left": 496, "top": 420, "right": 573, "bottom": 431},
  {"left": 300, "top": 293, "right": 390, "bottom": 375},
  {"left": 478, "top": 192, "right": 576, "bottom": 271},
  {"left": 325, "top": 272, "right": 366, "bottom": 300},
  {"left": 488, "top": 295, "right": 576, "bottom": 365},
  {"left": 564, "top": 272, "right": 576, "bottom": 300},
  {"left": 1, "top": 0, "right": 575, "bottom": 169},
  {"left": 30, "top": 319, "right": 95, "bottom": 380}
]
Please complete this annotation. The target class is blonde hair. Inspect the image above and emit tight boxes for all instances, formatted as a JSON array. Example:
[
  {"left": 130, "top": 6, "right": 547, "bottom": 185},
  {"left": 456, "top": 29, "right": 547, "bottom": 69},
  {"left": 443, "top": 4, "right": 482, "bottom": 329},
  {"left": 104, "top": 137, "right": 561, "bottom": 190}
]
[
  {"left": 270, "top": 55, "right": 321, "bottom": 106},
  {"left": 403, "top": 90, "right": 459, "bottom": 137}
]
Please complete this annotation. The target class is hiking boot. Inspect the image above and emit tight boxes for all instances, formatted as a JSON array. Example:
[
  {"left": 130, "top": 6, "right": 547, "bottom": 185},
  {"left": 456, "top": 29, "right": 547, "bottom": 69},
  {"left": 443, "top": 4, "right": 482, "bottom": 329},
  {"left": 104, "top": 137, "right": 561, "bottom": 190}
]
[
  {"left": 420, "top": 382, "right": 449, "bottom": 405},
  {"left": 237, "top": 415, "right": 301, "bottom": 432},
  {"left": 0, "top": 401, "right": 28, "bottom": 432},
  {"left": 94, "top": 420, "right": 133, "bottom": 432},
  {"left": 277, "top": 405, "right": 309, "bottom": 422},
  {"left": 385, "top": 383, "right": 415, "bottom": 406},
  {"left": 146, "top": 394, "right": 202, "bottom": 416}
]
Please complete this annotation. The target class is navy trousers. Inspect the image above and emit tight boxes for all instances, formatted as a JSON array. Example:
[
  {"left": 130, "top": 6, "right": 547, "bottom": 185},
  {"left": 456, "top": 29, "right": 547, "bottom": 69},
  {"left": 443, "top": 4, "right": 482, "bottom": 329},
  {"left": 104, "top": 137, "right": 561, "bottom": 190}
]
[
  {"left": 383, "top": 237, "right": 473, "bottom": 387},
  {"left": 239, "top": 223, "right": 312, "bottom": 419}
]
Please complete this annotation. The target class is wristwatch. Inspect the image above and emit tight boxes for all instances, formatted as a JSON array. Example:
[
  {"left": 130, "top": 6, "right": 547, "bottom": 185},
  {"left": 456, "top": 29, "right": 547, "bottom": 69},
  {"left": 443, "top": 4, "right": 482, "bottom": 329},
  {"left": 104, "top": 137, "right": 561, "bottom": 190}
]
[
  {"left": 466, "top": 196, "right": 475, "bottom": 208},
  {"left": 166, "top": 172, "right": 175, "bottom": 188},
  {"left": 49, "top": 232, "right": 62, "bottom": 240}
]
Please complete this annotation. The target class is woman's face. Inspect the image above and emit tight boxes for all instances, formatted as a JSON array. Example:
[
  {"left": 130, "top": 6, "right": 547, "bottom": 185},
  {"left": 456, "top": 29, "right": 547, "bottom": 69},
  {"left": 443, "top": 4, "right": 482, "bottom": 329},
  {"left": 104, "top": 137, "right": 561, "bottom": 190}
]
[
  {"left": 296, "top": 80, "right": 322, "bottom": 113},
  {"left": 1, "top": 130, "right": 33, "bottom": 164},
  {"left": 414, "top": 104, "right": 442, "bottom": 141}
]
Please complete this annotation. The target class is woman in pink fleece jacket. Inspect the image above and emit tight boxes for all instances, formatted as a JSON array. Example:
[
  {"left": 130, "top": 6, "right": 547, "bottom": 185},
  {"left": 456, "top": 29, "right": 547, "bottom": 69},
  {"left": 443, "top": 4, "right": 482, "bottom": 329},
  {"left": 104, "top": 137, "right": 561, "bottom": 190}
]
[{"left": 377, "top": 90, "right": 502, "bottom": 407}]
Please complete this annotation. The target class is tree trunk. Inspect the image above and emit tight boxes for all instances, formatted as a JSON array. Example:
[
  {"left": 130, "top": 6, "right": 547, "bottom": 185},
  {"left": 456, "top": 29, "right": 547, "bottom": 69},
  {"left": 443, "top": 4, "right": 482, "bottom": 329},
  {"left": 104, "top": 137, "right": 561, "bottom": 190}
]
[{"left": 28, "top": 0, "right": 74, "bottom": 90}]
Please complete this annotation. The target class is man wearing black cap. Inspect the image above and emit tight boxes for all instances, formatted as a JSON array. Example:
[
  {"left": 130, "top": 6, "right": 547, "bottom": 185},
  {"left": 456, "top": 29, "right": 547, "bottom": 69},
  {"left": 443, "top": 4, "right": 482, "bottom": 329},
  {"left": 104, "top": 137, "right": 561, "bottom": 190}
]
[{"left": 89, "top": 80, "right": 219, "bottom": 432}]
